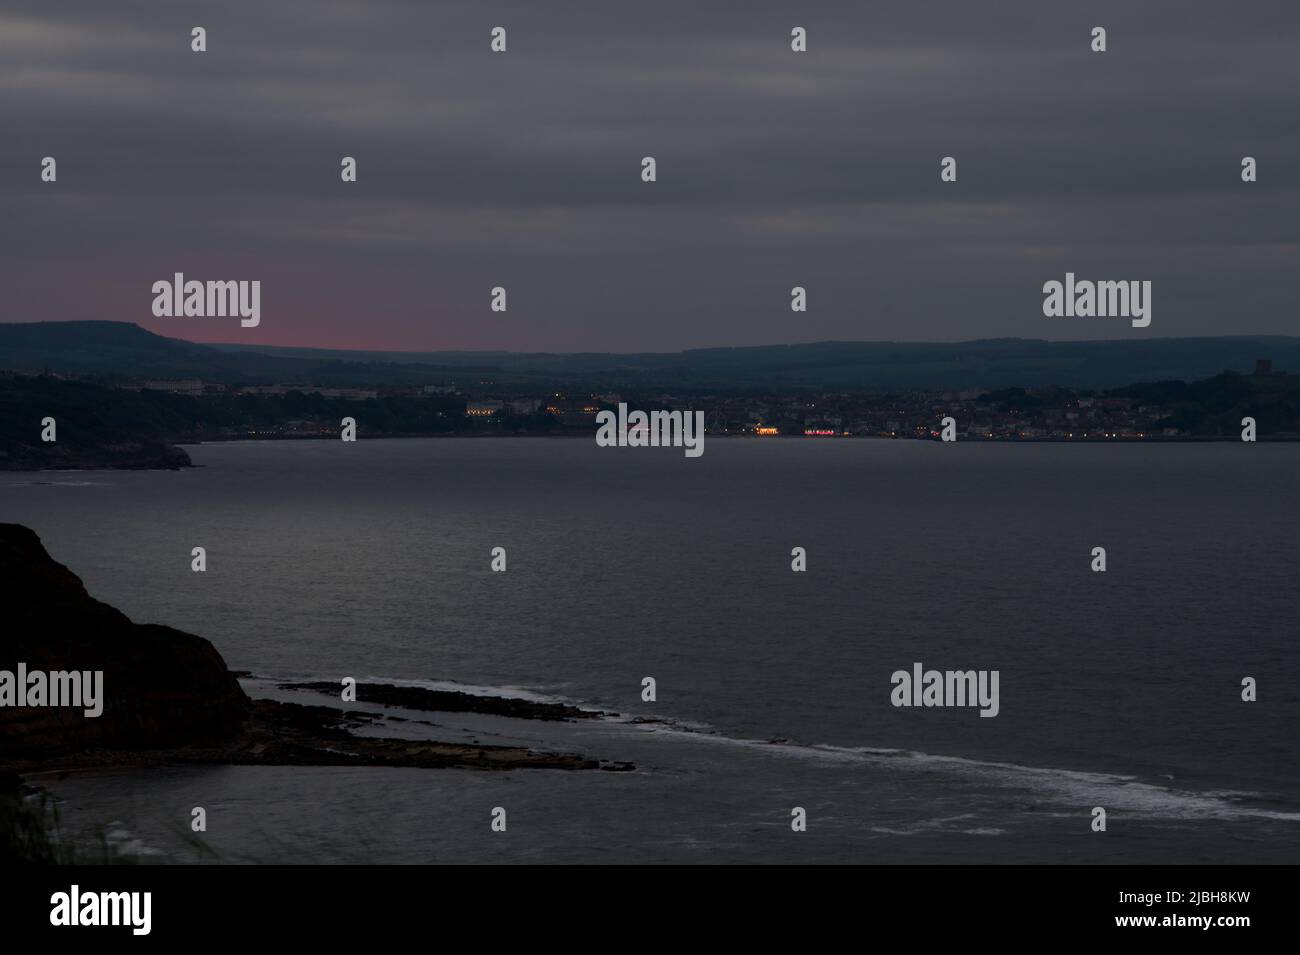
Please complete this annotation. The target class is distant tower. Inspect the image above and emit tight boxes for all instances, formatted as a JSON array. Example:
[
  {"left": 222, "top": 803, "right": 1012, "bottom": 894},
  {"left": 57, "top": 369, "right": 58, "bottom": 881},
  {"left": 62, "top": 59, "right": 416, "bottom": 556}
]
[{"left": 1255, "top": 359, "right": 1272, "bottom": 376}]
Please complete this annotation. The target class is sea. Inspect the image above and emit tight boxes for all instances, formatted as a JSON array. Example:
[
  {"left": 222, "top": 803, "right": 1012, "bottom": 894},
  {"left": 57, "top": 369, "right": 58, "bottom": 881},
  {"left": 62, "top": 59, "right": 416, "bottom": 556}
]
[{"left": 6, "top": 437, "right": 1299, "bottom": 863}]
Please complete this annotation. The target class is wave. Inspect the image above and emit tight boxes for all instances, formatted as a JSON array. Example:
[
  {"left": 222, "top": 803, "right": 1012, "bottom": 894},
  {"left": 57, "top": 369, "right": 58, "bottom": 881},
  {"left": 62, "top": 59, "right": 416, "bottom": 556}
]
[
  {"left": 629, "top": 724, "right": 1300, "bottom": 823},
  {"left": 102, "top": 821, "right": 168, "bottom": 858},
  {"left": 243, "top": 671, "right": 590, "bottom": 706},
  {"left": 240, "top": 671, "right": 1300, "bottom": 825},
  {"left": 8, "top": 479, "right": 109, "bottom": 487}
]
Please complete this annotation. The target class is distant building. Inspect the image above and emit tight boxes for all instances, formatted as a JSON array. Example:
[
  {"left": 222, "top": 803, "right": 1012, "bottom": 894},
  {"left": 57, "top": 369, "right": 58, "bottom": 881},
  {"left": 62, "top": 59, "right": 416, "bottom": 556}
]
[
  {"left": 545, "top": 396, "right": 600, "bottom": 427},
  {"left": 141, "top": 379, "right": 205, "bottom": 396},
  {"left": 237, "top": 385, "right": 377, "bottom": 399},
  {"left": 466, "top": 400, "right": 505, "bottom": 417},
  {"left": 1256, "top": 359, "right": 1273, "bottom": 376}
]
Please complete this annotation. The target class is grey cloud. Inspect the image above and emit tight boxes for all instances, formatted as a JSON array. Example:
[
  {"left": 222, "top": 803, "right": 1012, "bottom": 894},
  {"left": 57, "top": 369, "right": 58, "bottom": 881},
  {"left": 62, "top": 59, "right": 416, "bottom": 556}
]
[{"left": 2, "top": 0, "right": 1298, "bottom": 349}]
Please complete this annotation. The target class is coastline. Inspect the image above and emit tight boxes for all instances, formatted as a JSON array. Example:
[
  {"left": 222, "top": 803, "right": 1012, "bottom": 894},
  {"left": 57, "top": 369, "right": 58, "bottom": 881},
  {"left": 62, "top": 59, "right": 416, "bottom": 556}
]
[
  {"left": 6, "top": 698, "right": 619, "bottom": 777},
  {"left": 0, "top": 524, "right": 622, "bottom": 784},
  {"left": 5, "top": 430, "right": 1293, "bottom": 474}
]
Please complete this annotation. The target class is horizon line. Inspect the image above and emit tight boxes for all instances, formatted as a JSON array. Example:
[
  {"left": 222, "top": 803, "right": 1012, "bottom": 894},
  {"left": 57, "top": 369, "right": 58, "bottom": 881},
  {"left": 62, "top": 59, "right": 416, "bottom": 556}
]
[{"left": 3, "top": 319, "right": 1298, "bottom": 359}]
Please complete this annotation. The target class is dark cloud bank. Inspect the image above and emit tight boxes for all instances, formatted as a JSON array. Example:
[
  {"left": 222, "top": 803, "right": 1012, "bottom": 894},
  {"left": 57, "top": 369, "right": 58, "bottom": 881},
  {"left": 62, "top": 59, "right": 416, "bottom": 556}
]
[{"left": 2, "top": 0, "right": 1298, "bottom": 352}]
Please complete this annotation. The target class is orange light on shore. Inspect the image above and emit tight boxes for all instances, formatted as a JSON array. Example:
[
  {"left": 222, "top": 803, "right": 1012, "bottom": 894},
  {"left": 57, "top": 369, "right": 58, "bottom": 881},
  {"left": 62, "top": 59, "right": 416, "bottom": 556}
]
[{"left": 756, "top": 426, "right": 779, "bottom": 435}]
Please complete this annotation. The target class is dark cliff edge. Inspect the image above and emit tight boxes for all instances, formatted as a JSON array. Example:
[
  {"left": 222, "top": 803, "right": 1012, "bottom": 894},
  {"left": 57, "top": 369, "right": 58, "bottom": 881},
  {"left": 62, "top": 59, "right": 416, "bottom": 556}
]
[
  {"left": 0, "top": 524, "right": 616, "bottom": 774},
  {"left": 0, "top": 524, "right": 246, "bottom": 756}
]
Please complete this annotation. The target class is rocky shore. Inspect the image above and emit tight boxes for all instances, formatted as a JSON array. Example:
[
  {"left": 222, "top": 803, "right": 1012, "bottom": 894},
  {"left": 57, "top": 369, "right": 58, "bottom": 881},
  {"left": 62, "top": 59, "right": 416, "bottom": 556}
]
[
  {"left": 280, "top": 680, "right": 607, "bottom": 721},
  {"left": 0, "top": 523, "right": 617, "bottom": 775},
  {"left": 0, "top": 440, "right": 191, "bottom": 471},
  {"left": 7, "top": 699, "right": 605, "bottom": 775}
]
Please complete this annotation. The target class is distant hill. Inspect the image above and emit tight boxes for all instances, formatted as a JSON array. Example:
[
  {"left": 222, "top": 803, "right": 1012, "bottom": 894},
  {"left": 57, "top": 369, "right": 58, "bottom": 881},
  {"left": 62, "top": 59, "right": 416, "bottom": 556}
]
[{"left": 2, "top": 321, "right": 1298, "bottom": 393}]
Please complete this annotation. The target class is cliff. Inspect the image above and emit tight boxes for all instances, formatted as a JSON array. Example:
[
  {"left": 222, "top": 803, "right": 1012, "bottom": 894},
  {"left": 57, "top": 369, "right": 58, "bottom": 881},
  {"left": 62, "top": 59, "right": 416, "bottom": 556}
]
[
  {"left": 0, "top": 524, "right": 249, "bottom": 758},
  {"left": 0, "top": 524, "right": 618, "bottom": 774}
]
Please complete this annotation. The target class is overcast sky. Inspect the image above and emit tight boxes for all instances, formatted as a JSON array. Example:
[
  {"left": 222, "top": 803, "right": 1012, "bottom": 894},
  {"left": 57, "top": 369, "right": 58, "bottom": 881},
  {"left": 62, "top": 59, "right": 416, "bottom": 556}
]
[{"left": 3, "top": 0, "right": 1298, "bottom": 352}]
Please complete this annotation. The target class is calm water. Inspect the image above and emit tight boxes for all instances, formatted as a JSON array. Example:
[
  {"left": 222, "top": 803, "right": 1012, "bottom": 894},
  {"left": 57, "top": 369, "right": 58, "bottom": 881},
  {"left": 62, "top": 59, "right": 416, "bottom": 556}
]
[{"left": 7, "top": 438, "right": 1299, "bottom": 863}]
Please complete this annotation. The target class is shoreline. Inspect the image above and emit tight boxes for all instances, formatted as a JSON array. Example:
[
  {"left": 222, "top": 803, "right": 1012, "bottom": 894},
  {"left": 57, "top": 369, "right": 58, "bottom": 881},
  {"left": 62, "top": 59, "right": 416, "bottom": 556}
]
[
  {"left": 7, "top": 698, "right": 627, "bottom": 778},
  {"left": 0, "top": 523, "right": 625, "bottom": 786},
  {"left": 6, "top": 431, "right": 1295, "bottom": 473}
]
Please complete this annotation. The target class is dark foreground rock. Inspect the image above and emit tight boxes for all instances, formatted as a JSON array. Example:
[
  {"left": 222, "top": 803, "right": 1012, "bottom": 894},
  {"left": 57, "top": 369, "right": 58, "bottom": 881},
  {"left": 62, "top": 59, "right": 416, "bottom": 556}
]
[
  {"left": 7, "top": 700, "right": 610, "bottom": 774},
  {"left": 280, "top": 681, "right": 608, "bottom": 721},
  {"left": 0, "top": 524, "right": 247, "bottom": 758},
  {"left": 0, "top": 524, "right": 618, "bottom": 773}
]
